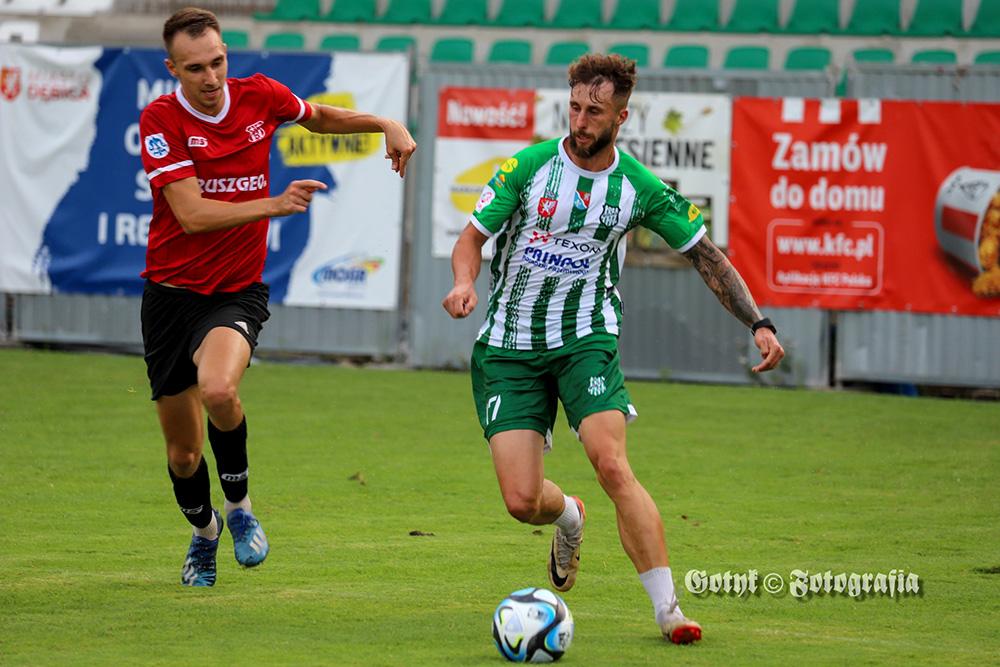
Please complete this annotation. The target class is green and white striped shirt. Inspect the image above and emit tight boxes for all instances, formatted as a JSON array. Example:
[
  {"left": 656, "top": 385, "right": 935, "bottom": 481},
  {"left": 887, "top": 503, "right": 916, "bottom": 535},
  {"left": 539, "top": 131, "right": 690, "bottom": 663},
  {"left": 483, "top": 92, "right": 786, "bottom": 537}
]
[{"left": 470, "top": 137, "right": 706, "bottom": 351}]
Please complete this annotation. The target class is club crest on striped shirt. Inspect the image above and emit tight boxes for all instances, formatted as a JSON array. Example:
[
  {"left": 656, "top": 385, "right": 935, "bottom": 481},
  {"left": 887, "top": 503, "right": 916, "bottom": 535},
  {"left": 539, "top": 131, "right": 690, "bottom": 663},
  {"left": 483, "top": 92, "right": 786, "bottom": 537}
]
[
  {"left": 574, "top": 190, "right": 591, "bottom": 210},
  {"left": 538, "top": 197, "right": 558, "bottom": 218},
  {"left": 587, "top": 376, "right": 607, "bottom": 397}
]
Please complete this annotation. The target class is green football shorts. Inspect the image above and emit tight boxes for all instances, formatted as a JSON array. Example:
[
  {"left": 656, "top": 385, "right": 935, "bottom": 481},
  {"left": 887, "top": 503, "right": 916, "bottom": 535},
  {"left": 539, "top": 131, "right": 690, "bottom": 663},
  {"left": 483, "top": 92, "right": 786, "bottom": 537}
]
[{"left": 470, "top": 333, "right": 637, "bottom": 446}]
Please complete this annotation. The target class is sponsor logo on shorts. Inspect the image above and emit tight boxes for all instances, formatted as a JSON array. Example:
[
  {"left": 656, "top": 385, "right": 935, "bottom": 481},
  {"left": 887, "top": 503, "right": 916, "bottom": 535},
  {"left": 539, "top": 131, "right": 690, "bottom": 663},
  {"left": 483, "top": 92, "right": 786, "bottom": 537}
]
[
  {"left": 234, "top": 321, "right": 249, "bottom": 334},
  {"left": 587, "top": 376, "right": 606, "bottom": 396},
  {"left": 144, "top": 133, "right": 169, "bottom": 159},
  {"left": 180, "top": 504, "right": 204, "bottom": 515}
]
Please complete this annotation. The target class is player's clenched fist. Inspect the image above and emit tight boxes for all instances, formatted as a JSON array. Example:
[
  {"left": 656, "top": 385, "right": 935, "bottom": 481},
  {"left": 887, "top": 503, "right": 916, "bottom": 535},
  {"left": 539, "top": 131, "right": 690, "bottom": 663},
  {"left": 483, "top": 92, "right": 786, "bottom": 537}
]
[
  {"left": 381, "top": 118, "right": 417, "bottom": 178},
  {"left": 271, "top": 179, "right": 328, "bottom": 216},
  {"left": 443, "top": 282, "right": 478, "bottom": 319}
]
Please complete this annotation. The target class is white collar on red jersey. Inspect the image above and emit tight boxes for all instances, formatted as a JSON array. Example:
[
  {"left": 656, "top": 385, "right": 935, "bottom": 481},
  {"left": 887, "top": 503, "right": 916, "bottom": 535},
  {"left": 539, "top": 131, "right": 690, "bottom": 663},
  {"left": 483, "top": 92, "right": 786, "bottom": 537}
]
[{"left": 175, "top": 82, "right": 231, "bottom": 124}]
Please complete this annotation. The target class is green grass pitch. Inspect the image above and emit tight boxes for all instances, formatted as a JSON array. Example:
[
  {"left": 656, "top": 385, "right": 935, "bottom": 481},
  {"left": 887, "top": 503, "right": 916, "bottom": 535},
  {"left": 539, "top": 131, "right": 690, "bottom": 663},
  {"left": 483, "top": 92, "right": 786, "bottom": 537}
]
[{"left": 0, "top": 347, "right": 998, "bottom": 665}]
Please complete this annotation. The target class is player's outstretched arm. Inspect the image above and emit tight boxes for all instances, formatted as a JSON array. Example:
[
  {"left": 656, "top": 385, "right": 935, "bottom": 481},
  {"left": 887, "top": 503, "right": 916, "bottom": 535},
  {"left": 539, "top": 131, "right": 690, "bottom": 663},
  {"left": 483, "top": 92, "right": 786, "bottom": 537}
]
[
  {"left": 298, "top": 103, "right": 417, "bottom": 177},
  {"left": 163, "top": 177, "right": 327, "bottom": 234},
  {"left": 443, "top": 224, "right": 489, "bottom": 319},
  {"left": 683, "top": 235, "right": 785, "bottom": 372}
]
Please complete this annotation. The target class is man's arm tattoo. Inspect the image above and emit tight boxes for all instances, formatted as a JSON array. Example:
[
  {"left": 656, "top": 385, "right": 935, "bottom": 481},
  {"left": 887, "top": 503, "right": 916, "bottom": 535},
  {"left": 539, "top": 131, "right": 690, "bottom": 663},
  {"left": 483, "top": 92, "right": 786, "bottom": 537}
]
[{"left": 683, "top": 236, "right": 762, "bottom": 328}]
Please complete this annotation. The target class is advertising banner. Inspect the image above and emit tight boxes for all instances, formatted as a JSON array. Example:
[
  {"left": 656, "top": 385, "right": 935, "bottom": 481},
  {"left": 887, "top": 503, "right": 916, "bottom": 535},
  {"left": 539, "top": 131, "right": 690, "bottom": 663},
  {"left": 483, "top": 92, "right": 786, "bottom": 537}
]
[
  {"left": 729, "top": 97, "right": 1000, "bottom": 316},
  {"left": 0, "top": 45, "right": 408, "bottom": 310},
  {"left": 432, "top": 86, "right": 732, "bottom": 258}
]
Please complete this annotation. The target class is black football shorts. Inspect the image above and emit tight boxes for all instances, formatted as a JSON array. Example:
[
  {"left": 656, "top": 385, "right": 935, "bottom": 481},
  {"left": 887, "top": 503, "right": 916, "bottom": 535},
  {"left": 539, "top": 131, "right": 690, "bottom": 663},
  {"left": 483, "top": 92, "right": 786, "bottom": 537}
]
[{"left": 140, "top": 280, "right": 270, "bottom": 400}]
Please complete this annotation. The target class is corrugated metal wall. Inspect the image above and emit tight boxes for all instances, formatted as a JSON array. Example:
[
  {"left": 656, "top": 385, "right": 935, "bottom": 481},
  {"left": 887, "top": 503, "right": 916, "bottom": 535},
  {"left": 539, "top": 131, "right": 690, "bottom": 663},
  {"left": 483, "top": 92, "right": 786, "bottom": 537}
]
[
  {"left": 836, "top": 64, "right": 1000, "bottom": 387},
  {"left": 847, "top": 63, "right": 1000, "bottom": 103},
  {"left": 407, "top": 65, "right": 833, "bottom": 387},
  {"left": 12, "top": 293, "right": 400, "bottom": 357}
]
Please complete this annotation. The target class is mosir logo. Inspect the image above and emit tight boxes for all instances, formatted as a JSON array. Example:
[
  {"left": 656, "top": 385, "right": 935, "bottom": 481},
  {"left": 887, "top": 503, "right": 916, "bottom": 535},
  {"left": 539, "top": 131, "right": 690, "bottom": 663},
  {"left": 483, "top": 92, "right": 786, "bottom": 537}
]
[{"left": 0, "top": 66, "right": 21, "bottom": 101}]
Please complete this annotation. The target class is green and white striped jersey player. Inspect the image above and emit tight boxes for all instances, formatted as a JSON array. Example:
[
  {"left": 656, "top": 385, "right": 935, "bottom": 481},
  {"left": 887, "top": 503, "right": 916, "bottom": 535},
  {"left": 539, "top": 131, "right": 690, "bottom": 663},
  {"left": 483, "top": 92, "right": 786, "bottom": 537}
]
[
  {"left": 469, "top": 137, "right": 705, "bottom": 350},
  {"left": 444, "top": 53, "right": 784, "bottom": 649}
]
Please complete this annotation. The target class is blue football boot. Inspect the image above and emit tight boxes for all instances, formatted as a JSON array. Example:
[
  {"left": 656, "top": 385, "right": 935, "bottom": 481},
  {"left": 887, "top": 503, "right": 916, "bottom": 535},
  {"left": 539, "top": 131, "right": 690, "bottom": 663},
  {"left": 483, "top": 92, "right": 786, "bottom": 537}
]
[
  {"left": 181, "top": 509, "right": 223, "bottom": 587},
  {"left": 227, "top": 508, "right": 269, "bottom": 567}
]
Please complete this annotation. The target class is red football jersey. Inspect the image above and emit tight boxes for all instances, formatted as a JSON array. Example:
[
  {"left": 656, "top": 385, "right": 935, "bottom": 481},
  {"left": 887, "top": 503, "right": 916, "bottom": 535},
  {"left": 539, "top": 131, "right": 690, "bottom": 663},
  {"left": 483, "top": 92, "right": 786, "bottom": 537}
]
[{"left": 139, "top": 73, "right": 313, "bottom": 294}]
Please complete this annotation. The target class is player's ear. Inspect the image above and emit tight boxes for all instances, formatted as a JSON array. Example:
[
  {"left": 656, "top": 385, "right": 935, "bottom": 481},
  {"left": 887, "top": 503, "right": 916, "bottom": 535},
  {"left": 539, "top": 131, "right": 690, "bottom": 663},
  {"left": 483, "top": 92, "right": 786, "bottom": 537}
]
[{"left": 618, "top": 107, "right": 629, "bottom": 126}]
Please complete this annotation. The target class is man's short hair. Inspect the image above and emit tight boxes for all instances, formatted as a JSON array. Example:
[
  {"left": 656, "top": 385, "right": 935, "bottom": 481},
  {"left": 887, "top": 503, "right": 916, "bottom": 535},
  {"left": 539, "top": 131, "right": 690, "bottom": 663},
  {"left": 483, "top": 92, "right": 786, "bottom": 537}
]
[
  {"left": 567, "top": 54, "right": 637, "bottom": 107},
  {"left": 162, "top": 7, "right": 221, "bottom": 55}
]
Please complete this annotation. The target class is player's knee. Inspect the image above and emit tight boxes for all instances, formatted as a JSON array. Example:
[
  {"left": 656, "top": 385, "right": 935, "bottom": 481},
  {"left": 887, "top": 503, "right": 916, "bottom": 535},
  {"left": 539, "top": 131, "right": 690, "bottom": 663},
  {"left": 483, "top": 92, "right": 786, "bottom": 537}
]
[
  {"left": 167, "top": 449, "right": 201, "bottom": 477},
  {"left": 504, "top": 493, "right": 541, "bottom": 523},
  {"left": 200, "top": 379, "right": 239, "bottom": 414},
  {"left": 594, "top": 456, "right": 634, "bottom": 494}
]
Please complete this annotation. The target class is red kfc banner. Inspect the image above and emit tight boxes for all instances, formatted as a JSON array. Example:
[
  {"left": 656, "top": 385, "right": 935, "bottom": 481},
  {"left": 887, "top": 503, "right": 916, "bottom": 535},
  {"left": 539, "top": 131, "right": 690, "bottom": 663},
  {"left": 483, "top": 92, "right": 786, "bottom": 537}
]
[{"left": 729, "top": 98, "right": 1000, "bottom": 316}]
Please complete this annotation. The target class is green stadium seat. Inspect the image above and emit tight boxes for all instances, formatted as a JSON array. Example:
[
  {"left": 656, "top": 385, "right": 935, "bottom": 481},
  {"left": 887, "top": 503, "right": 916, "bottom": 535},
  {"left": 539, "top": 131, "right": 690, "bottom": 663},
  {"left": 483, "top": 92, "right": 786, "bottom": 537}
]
[
  {"left": 255, "top": 0, "right": 320, "bottom": 21},
  {"left": 321, "top": 0, "right": 376, "bottom": 23},
  {"left": 263, "top": 32, "right": 305, "bottom": 51},
  {"left": 488, "top": 39, "right": 533, "bottom": 64},
  {"left": 784, "top": 46, "right": 831, "bottom": 70},
  {"left": 664, "top": 45, "right": 709, "bottom": 68},
  {"left": 905, "top": 0, "right": 963, "bottom": 36},
  {"left": 969, "top": 0, "right": 1000, "bottom": 37},
  {"left": 911, "top": 49, "right": 958, "bottom": 64},
  {"left": 492, "top": 0, "right": 545, "bottom": 27},
  {"left": 608, "top": 0, "right": 661, "bottom": 30},
  {"left": 843, "top": 0, "right": 900, "bottom": 35},
  {"left": 724, "top": 0, "right": 780, "bottom": 32},
  {"left": 852, "top": 48, "right": 895, "bottom": 64},
  {"left": 783, "top": 0, "right": 839, "bottom": 34},
  {"left": 379, "top": 0, "right": 432, "bottom": 24},
  {"left": 546, "top": 41, "right": 590, "bottom": 66},
  {"left": 221, "top": 30, "right": 249, "bottom": 49},
  {"left": 435, "top": 0, "right": 488, "bottom": 25},
  {"left": 723, "top": 45, "right": 769, "bottom": 69},
  {"left": 549, "top": 0, "right": 603, "bottom": 29},
  {"left": 664, "top": 0, "right": 718, "bottom": 31},
  {"left": 430, "top": 37, "right": 475, "bottom": 63},
  {"left": 838, "top": 50, "right": 894, "bottom": 98},
  {"left": 974, "top": 51, "right": 1000, "bottom": 65},
  {"left": 318, "top": 33, "right": 360, "bottom": 51},
  {"left": 375, "top": 35, "right": 415, "bottom": 53},
  {"left": 609, "top": 43, "right": 649, "bottom": 68}
]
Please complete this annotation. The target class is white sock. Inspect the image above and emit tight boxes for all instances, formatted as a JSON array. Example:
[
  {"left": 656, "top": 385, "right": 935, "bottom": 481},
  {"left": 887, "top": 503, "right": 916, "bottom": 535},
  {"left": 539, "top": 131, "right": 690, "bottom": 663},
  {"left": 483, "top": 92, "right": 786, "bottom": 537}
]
[
  {"left": 193, "top": 512, "right": 219, "bottom": 540},
  {"left": 639, "top": 567, "right": 683, "bottom": 625},
  {"left": 553, "top": 495, "right": 582, "bottom": 534},
  {"left": 224, "top": 495, "right": 252, "bottom": 516}
]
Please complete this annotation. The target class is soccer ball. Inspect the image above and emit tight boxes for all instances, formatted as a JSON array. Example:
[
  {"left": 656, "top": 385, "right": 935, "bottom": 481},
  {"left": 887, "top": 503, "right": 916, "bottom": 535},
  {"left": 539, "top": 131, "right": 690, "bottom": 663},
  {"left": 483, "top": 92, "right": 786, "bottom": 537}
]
[{"left": 492, "top": 587, "right": 574, "bottom": 663}]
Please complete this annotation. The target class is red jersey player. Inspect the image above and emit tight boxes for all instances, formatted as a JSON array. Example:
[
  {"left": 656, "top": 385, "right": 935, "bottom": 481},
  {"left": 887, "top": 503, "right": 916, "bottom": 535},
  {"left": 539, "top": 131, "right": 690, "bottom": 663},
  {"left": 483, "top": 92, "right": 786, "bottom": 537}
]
[{"left": 139, "top": 7, "right": 416, "bottom": 587}]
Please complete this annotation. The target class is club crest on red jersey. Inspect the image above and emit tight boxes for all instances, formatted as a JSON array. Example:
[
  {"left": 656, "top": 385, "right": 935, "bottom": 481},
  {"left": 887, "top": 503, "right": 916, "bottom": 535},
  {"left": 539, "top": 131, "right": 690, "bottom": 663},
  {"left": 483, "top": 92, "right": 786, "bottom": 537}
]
[
  {"left": 538, "top": 197, "right": 558, "bottom": 218},
  {"left": 246, "top": 120, "right": 265, "bottom": 143},
  {"left": 1, "top": 66, "right": 22, "bottom": 101}
]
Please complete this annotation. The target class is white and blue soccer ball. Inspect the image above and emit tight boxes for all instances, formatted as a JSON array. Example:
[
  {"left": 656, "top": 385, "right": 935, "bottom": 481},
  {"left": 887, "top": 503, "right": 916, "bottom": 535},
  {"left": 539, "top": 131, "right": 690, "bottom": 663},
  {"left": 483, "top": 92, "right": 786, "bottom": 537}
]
[{"left": 492, "top": 587, "right": 574, "bottom": 663}]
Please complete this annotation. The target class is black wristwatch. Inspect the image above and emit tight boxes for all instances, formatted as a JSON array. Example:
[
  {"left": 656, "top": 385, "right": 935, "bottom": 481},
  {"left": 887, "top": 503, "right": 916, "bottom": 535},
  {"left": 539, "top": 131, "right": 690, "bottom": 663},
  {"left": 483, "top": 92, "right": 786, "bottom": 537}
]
[{"left": 751, "top": 317, "right": 777, "bottom": 335}]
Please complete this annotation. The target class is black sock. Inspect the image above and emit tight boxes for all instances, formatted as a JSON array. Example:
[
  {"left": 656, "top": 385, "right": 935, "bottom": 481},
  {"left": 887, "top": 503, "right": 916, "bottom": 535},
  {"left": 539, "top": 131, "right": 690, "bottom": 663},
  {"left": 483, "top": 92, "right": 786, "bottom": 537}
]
[
  {"left": 207, "top": 416, "right": 249, "bottom": 504},
  {"left": 168, "top": 457, "right": 213, "bottom": 529}
]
